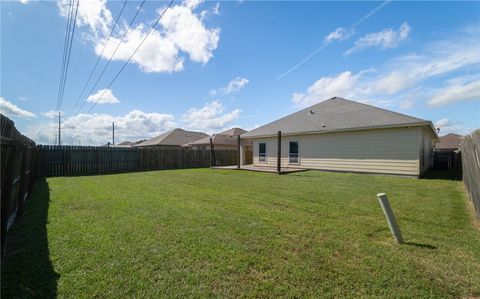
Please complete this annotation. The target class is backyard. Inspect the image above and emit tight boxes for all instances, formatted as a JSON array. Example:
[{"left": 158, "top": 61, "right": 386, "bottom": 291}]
[{"left": 2, "top": 168, "right": 479, "bottom": 298}]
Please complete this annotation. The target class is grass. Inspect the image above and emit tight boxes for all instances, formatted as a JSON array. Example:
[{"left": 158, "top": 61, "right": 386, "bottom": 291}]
[{"left": 2, "top": 168, "right": 479, "bottom": 298}]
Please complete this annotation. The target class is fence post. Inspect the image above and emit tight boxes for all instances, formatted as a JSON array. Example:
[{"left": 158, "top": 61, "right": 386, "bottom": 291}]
[
  {"left": 237, "top": 135, "right": 241, "bottom": 169},
  {"left": 377, "top": 193, "right": 404, "bottom": 244},
  {"left": 209, "top": 138, "right": 214, "bottom": 167},
  {"left": 277, "top": 131, "right": 281, "bottom": 174}
]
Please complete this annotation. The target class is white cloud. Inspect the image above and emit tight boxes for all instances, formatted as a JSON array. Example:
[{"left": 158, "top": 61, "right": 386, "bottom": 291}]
[
  {"left": 292, "top": 71, "right": 359, "bottom": 107},
  {"left": 182, "top": 101, "right": 241, "bottom": 133},
  {"left": 57, "top": 0, "right": 113, "bottom": 38},
  {"left": 42, "top": 110, "right": 59, "bottom": 118},
  {"left": 212, "top": 2, "right": 220, "bottom": 15},
  {"left": 18, "top": 0, "right": 29, "bottom": 4},
  {"left": 324, "top": 27, "right": 354, "bottom": 43},
  {"left": 345, "top": 22, "right": 411, "bottom": 56},
  {"left": 28, "top": 109, "right": 176, "bottom": 145},
  {"left": 210, "top": 77, "right": 249, "bottom": 96},
  {"left": 434, "top": 118, "right": 471, "bottom": 135},
  {"left": 0, "top": 97, "right": 36, "bottom": 118},
  {"left": 427, "top": 79, "right": 480, "bottom": 107},
  {"left": 292, "top": 26, "right": 480, "bottom": 108},
  {"left": 86, "top": 88, "right": 120, "bottom": 104},
  {"left": 86, "top": 1, "right": 220, "bottom": 73}
]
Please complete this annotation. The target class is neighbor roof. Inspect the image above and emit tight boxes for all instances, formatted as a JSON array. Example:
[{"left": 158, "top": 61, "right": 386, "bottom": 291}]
[
  {"left": 220, "top": 127, "right": 247, "bottom": 136},
  {"left": 436, "top": 133, "right": 463, "bottom": 150},
  {"left": 136, "top": 128, "right": 208, "bottom": 147},
  {"left": 241, "top": 97, "right": 436, "bottom": 138},
  {"left": 185, "top": 134, "right": 238, "bottom": 146}
]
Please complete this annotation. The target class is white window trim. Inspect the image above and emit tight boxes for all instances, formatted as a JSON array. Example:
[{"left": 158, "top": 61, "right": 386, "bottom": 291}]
[
  {"left": 288, "top": 140, "right": 300, "bottom": 165},
  {"left": 258, "top": 142, "right": 267, "bottom": 163}
]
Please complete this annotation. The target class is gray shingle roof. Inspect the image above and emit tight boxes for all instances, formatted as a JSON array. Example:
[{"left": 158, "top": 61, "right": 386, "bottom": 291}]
[
  {"left": 241, "top": 97, "right": 434, "bottom": 138},
  {"left": 185, "top": 134, "right": 238, "bottom": 146},
  {"left": 135, "top": 128, "right": 208, "bottom": 147},
  {"left": 436, "top": 133, "right": 463, "bottom": 150},
  {"left": 220, "top": 127, "right": 247, "bottom": 136}
]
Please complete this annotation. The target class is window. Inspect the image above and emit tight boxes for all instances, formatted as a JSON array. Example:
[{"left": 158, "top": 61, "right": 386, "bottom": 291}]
[
  {"left": 289, "top": 141, "right": 299, "bottom": 163},
  {"left": 259, "top": 142, "right": 266, "bottom": 162}
]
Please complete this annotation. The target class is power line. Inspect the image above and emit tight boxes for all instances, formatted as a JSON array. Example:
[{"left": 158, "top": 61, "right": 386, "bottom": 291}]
[
  {"left": 72, "top": 0, "right": 146, "bottom": 116},
  {"left": 85, "top": 0, "right": 174, "bottom": 115},
  {"left": 55, "top": 0, "right": 74, "bottom": 111},
  {"left": 56, "top": 0, "right": 79, "bottom": 111},
  {"left": 53, "top": 0, "right": 74, "bottom": 144},
  {"left": 69, "top": 0, "right": 128, "bottom": 116}
]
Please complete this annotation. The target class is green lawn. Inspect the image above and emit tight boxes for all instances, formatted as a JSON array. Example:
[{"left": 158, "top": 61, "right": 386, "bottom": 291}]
[{"left": 2, "top": 169, "right": 479, "bottom": 298}]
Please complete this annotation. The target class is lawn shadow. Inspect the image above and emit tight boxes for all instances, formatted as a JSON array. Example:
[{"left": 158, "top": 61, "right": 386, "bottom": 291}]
[
  {"left": 421, "top": 169, "right": 462, "bottom": 181},
  {"left": 404, "top": 242, "right": 437, "bottom": 250},
  {"left": 1, "top": 178, "right": 59, "bottom": 298}
]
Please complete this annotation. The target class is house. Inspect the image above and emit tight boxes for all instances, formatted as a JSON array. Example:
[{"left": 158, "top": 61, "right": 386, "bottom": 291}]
[
  {"left": 184, "top": 128, "right": 247, "bottom": 150},
  {"left": 135, "top": 128, "right": 208, "bottom": 148},
  {"left": 435, "top": 133, "right": 462, "bottom": 152},
  {"left": 240, "top": 97, "right": 438, "bottom": 177},
  {"left": 113, "top": 141, "right": 134, "bottom": 147},
  {"left": 433, "top": 133, "right": 463, "bottom": 169}
]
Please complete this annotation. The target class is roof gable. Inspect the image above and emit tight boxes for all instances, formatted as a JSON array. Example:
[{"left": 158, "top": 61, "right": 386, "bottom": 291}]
[
  {"left": 220, "top": 127, "right": 247, "bottom": 136},
  {"left": 242, "top": 97, "right": 432, "bottom": 138},
  {"left": 136, "top": 129, "right": 208, "bottom": 147},
  {"left": 436, "top": 133, "right": 463, "bottom": 150}
]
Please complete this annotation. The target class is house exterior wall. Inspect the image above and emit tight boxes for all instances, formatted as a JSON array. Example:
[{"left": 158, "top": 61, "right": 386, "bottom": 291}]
[
  {"left": 251, "top": 127, "right": 427, "bottom": 176},
  {"left": 418, "top": 126, "right": 435, "bottom": 174},
  {"left": 189, "top": 144, "right": 237, "bottom": 150}
]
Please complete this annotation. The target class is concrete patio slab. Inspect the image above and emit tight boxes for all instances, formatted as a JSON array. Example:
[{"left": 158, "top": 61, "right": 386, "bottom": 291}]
[{"left": 212, "top": 165, "right": 308, "bottom": 174}]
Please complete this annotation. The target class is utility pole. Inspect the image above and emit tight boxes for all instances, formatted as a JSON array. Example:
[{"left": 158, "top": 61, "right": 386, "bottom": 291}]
[
  {"left": 57, "top": 111, "right": 62, "bottom": 146},
  {"left": 112, "top": 122, "right": 115, "bottom": 145}
]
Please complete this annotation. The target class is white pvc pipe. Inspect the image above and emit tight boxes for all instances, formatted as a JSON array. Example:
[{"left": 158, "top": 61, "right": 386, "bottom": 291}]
[{"left": 377, "top": 193, "right": 404, "bottom": 244}]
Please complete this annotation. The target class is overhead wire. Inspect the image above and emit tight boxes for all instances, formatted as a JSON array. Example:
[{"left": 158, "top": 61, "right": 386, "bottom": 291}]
[
  {"left": 72, "top": 0, "right": 146, "bottom": 116},
  {"left": 84, "top": 0, "right": 174, "bottom": 115},
  {"left": 68, "top": 0, "right": 128, "bottom": 115}
]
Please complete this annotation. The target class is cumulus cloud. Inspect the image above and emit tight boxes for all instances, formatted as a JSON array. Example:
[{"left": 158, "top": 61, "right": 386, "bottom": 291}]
[
  {"left": 345, "top": 22, "right": 411, "bottom": 56},
  {"left": 86, "top": 88, "right": 120, "bottom": 104},
  {"left": 0, "top": 97, "right": 36, "bottom": 118},
  {"left": 182, "top": 101, "right": 241, "bottom": 133},
  {"left": 57, "top": 0, "right": 113, "bottom": 38},
  {"left": 427, "top": 79, "right": 480, "bottom": 107},
  {"left": 434, "top": 118, "right": 470, "bottom": 135},
  {"left": 292, "top": 72, "right": 359, "bottom": 107},
  {"left": 28, "top": 109, "right": 177, "bottom": 145},
  {"left": 324, "top": 27, "right": 354, "bottom": 43},
  {"left": 209, "top": 77, "right": 249, "bottom": 96},
  {"left": 42, "top": 110, "right": 59, "bottom": 118},
  {"left": 293, "top": 26, "right": 480, "bottom": 108},
  {"left": 62, "top": 0, "right": 220, "bottom": 73}
]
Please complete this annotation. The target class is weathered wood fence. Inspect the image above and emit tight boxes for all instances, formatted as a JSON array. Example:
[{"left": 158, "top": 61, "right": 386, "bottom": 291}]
[
  {"left": 1, "top": 114, "right": 38, "bottom": 254},
  {"left": 460, "top": 129, "right": 480, "bottom": 220},
  {"left": 37, "top": 145, "right": 237, "bottom": 177}
]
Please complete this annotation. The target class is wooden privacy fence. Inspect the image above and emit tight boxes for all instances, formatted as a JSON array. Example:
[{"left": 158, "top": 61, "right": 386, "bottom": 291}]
[
  {"left": 460, "top": 129, "right": 480, "bottom": 220},
  {"left": 37, "top": 145, "right": 238, "bottom": 177},
  {"left": 1, "top": 114, "right": 38, "bottom": 254}
]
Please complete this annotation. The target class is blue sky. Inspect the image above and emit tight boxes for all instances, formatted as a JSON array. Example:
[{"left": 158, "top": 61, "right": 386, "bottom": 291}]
[{"left": 1, "top": 0, "right": 479, "bottom": 145}]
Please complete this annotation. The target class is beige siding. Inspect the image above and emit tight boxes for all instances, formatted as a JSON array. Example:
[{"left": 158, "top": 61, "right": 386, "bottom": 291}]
[
  {"left": 190, "top": 144, "right": 236, "bottom": 150},
  {"left": 252, "top": 127, "right": 422, "bottom": 176},
  {"left": 419, "top": 127, "right": 435, "bottom": 174}
]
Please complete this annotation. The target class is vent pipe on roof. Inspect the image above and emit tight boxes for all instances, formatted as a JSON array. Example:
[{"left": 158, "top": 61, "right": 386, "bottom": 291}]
[{"left": 308, "top": 109, "right": 314, "bottom": 115}]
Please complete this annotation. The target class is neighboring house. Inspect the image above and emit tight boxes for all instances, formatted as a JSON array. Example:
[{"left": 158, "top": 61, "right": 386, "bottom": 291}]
[
  {"left": 184, "top": 128, "right": 248, "bottom": 150},
  {"left": 240, "top": 97, "right": 438, "bottom": 177},
  {"left": 434, "top": 133, "right": 463, "bottom": 169},
  {"left": 435, "top": 133, "right": 462, "bottom": 152},
  {"left": 135, "top": 128, "right": 208, "bottom": 148},
  {"left": 113, "top": 141, "right": 134, "bottom": 147}
]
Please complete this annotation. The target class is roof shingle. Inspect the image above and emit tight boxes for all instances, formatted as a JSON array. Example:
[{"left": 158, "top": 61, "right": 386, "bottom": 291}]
[{"left": 241, "top": 97, "right": 433, "bottom": 138}]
